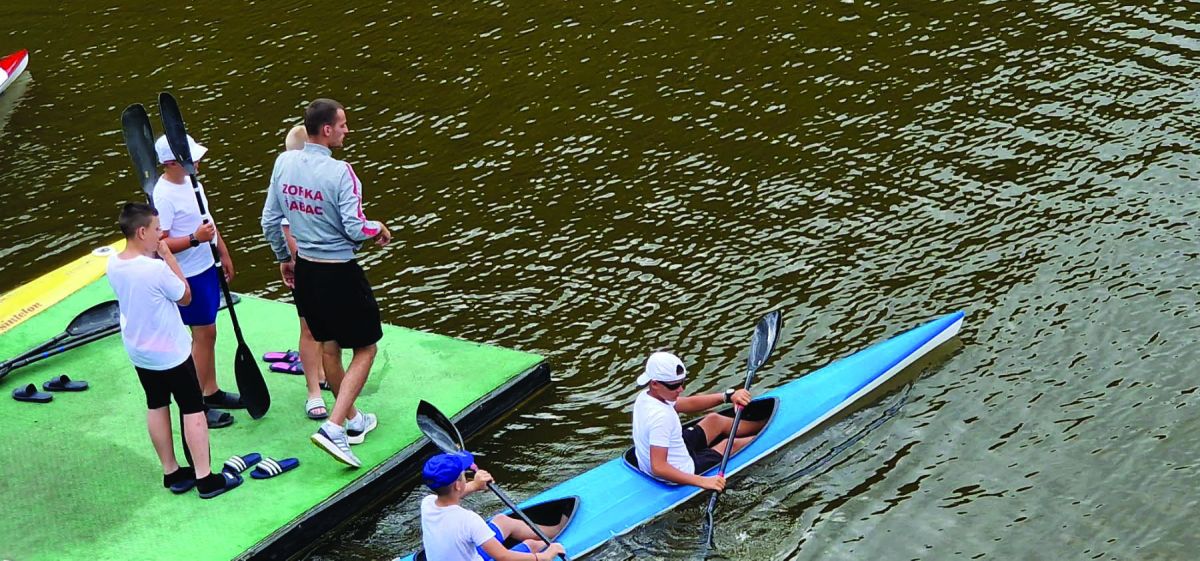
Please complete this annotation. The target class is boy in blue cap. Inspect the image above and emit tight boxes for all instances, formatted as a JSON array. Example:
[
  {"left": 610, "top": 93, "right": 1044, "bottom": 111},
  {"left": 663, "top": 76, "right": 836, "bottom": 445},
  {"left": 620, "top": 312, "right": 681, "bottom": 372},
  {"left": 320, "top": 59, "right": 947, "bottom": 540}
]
[{"left": 419, "top": 451, "right": 567, "bottom": 561}]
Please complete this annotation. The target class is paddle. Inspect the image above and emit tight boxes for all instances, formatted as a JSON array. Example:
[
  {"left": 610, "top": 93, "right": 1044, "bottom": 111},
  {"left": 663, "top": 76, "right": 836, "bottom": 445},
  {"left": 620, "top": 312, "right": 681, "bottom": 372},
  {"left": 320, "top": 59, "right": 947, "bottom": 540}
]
[
  {"left": 158, "top": 91, "right": 269, "bottom": 419},
  {"left": 120, "top": 103, "right": 159, "bottom": 200},
  {"left": 2, "top": 299, "right": 121, "bottom": 365},
  {"left": 702, "top": 309, "right": 783, "bottom": 546},
  {"left": 416, "top": 400, "right": 569, "bottom": 561},
  {"left": 0, "top": 320, "right": 120, "bottom": 382}
]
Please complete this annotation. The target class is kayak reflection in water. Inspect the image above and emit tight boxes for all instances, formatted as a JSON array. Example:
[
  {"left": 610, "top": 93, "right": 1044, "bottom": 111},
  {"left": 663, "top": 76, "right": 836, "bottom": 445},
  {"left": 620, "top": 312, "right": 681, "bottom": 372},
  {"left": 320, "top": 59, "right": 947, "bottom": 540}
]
[
  {"left": 632, "top": 351, "right": 764, "bottom": 491},
  {"left": 419, "top": 452, "right": 568, "bottom": 561}
]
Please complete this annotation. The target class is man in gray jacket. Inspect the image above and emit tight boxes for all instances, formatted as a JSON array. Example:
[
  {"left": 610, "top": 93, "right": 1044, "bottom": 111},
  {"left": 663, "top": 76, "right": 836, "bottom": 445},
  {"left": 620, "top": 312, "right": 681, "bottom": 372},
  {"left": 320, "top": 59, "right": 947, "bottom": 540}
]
[{"left": 261, "top": 98, "right": 392, "bottom": 468}]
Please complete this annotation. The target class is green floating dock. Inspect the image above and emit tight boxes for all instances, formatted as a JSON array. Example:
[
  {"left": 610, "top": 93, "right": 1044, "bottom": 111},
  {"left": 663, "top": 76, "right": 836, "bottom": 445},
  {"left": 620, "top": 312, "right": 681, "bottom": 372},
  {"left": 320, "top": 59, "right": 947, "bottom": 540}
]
[{"left": 0, "top": 278, "right": 548, "bottom": 561}]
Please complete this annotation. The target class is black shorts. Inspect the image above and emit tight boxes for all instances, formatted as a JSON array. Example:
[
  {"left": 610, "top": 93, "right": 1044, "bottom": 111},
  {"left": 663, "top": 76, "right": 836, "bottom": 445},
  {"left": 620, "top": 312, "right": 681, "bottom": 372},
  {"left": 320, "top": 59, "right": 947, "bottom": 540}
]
[
  {"left": 294, "top": 257, "right": 382, "bottom": 349},
  {"left": 291, "top": 289, "right": 303, "bottom": 318},
  {"left": 682, "top": 425, "right": 724, "bottom": 474},
  {"left": 134, "top": 356, "right": 206, "bottom": 414}
]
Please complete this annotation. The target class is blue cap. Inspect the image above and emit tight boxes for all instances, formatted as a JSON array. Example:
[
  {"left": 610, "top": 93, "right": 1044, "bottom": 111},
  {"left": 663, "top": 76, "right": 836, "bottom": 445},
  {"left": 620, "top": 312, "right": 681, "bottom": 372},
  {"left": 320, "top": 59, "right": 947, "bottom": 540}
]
[{"left": 422, "top": 451, "right": 475, "bottom": 490}]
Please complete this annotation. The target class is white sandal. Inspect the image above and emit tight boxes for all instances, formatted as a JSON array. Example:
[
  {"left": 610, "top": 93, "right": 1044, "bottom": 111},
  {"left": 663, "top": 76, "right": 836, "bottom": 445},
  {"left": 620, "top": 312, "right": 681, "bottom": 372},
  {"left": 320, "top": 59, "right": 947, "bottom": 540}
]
[{"left": 305, "top": 396, "right": 328, "bottom": 420}]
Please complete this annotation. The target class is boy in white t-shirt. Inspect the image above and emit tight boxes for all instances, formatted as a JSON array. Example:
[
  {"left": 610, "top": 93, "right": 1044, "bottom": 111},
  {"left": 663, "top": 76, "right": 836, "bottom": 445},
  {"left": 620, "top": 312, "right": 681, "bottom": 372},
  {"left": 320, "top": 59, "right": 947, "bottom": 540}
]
[
  {"left": 106, "top": 202, "right": 242, "bottom": 499},
  {"left": 419, "top": 452, "right": 567, "bottom": 561},
  {"left": 631, "top": 351, "right": 761, "bottom": 489},
  {"left": 151, "top": 133, "right": 243, "bottom": 429}
]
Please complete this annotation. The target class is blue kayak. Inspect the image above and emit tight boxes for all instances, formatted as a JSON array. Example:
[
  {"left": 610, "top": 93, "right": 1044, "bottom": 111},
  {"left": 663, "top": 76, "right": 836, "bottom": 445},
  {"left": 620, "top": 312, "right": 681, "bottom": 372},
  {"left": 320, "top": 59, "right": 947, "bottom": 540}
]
[{"left": 400, "top": 311, "right": 964, "bottom": 560}]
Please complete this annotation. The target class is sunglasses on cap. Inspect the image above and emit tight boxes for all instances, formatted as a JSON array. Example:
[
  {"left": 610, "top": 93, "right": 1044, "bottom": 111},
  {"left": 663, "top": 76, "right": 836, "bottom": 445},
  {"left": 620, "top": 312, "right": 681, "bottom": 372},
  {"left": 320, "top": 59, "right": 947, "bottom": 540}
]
[{"left": 656, "top": 379, "right": 686, "bottom": 391}]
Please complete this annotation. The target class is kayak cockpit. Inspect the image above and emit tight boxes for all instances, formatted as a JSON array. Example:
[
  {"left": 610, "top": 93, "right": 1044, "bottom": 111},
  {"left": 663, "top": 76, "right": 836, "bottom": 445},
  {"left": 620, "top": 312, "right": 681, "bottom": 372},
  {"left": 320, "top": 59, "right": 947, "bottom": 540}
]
[
  {"left": 411, "top": 496, "right": 579, "bottom": 561},
  {"left": 622, "top": 397, "right": 779, "bottom": 477}
]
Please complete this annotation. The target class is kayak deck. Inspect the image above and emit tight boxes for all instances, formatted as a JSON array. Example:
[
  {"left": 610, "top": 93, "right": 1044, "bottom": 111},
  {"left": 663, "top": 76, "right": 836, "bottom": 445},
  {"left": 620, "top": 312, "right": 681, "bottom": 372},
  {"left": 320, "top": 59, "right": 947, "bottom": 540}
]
[{"left": 397, "top": 311, "right": 964, "bottom": 559}]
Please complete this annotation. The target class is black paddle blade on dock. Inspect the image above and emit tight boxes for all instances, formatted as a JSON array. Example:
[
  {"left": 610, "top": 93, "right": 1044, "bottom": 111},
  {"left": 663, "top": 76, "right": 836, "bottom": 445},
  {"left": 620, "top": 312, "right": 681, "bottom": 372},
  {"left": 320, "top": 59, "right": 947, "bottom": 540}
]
[{"left": 237, "top": 343, "right": 269, "bottom": 419}]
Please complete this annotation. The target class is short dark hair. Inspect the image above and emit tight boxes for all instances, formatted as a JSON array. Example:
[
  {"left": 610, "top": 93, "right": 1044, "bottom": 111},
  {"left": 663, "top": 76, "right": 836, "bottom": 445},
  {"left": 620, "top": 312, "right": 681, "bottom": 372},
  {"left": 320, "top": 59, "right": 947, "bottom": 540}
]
[
  {"left": 119, "top": 202, "right": 157, "bottom": 238},
  {"left": 304, "top": 98, "right": 344, "bottom": 135}
]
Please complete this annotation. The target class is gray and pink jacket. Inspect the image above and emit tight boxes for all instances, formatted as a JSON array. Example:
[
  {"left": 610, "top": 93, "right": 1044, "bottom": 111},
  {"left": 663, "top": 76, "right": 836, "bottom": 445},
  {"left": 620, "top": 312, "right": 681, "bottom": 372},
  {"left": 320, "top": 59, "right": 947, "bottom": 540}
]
[{"left": 261, "top": 143, "right": 382, "bottom": 262}]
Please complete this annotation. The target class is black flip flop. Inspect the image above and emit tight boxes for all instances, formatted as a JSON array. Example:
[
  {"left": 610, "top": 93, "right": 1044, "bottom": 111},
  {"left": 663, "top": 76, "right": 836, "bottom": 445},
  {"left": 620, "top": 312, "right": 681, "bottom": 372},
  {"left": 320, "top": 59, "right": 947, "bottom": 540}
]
[
  {"left": 206, "top": 409, "right": 235, "bottom": 429},
  {"left": 43, "top": 374, "right": 89, "bottom": 392},
  {"left": 12, "top": 383, "right": 52, "bottom": 403}
]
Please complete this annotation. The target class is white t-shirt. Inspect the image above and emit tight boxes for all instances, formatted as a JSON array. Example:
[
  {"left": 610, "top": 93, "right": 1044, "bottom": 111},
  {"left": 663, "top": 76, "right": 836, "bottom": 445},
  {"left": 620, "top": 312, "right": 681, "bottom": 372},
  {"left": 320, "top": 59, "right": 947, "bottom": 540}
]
[
  {"left": 420, "top": 495, "right": 497, "bottom": 561},
  {"left": 106, "top": 254, "right": 193, "bottom": 370},
  {"left": 632, "top": 390, "right": 695, "bottom": 477},
  {"left": 151, "top": 175, "right": 216, "bottom": 277}
]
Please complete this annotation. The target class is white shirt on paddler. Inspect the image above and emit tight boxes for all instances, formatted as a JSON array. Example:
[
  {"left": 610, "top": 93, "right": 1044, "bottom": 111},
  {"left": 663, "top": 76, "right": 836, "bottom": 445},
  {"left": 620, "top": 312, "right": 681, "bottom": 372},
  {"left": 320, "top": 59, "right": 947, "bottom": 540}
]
[
  {"left": 419, "top": 494, "right": 496, "bottom": 561},
  {"left": 106, "top": 254, "right": 193, "bottom": 370},
  {"left": 152, "top": 175, "right": 217, "bottom": 278},
  {"left": 632, "top": 389, "right": 695, "bottom": 477}
]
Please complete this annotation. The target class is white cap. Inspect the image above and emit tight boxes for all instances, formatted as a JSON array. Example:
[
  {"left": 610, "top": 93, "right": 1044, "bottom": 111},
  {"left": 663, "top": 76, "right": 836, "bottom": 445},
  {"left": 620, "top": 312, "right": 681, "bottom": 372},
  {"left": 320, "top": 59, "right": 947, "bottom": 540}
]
[
  {"left": 155, "top": 134, "right": 207, "bottom": 164},
  {"left": 637, "top": 351, "right": 686, "bottom": 386}
]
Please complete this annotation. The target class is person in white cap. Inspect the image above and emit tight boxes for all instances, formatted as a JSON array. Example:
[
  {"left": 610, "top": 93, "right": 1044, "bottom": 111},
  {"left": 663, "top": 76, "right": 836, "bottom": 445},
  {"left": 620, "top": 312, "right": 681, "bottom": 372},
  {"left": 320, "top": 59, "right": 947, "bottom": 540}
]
[
  {"left": 151, "top": 133, "right": 242, "bottom": 429},
  {"left": 631, "top": 351, "right": 762, "bottom": 489}
]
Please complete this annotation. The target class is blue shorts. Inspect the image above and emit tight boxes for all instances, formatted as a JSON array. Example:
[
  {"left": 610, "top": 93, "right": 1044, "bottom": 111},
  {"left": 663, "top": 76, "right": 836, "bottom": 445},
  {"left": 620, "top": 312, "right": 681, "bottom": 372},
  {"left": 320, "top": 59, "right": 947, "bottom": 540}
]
[
  {"left": 477, "top": 521, "right": 532, "bottom": 560},
  {"left": 178, "top": 266, "right": 220, "bottom": 326}
]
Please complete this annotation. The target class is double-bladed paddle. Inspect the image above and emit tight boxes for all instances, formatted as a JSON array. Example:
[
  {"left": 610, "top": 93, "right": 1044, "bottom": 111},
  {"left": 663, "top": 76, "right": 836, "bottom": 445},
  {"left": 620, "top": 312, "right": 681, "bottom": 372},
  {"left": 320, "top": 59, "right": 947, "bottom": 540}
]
[
  {"left": 416, "top": 400, "right": 569, "bottom": 561},
  {"left": 157, "top": 91, "right": 269, "bottom": 419},
  {"left": 703, "top": 309, "right": 783, "bottom": 546},
  {"left": 0, "top": 300, "right": 121, "bottom": 382}
]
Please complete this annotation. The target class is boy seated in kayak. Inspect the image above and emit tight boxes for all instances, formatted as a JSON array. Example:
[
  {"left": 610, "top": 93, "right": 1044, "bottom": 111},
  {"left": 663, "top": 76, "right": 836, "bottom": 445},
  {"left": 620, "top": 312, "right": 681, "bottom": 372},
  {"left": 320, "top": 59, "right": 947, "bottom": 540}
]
[
  {"left": 420, "top": 451, "right": 567, "bottom": 561},
  {"left": 106, "top": 202, "right": 242, "bottom": 498},
  {"left": 632, "top": 351, "right": 764, "bottom": 490}
]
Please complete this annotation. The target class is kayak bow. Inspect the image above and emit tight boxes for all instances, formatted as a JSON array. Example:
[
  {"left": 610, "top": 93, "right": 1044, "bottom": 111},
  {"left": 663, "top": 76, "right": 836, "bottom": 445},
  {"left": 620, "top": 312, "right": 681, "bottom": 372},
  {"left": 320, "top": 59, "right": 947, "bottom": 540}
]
[
  {"left": 0, "top": 49, "right": 29, "bottom": 96},
  {"left": 398, "top": 311, "right": 964, "bottom": 559}
]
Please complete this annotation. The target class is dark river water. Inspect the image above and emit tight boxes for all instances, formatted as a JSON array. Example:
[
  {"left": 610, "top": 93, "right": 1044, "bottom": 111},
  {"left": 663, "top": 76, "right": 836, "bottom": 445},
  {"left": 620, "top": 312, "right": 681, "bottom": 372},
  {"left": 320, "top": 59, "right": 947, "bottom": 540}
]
[{"left": 2, "top": 1, "right": 1197, "bottom": 559}]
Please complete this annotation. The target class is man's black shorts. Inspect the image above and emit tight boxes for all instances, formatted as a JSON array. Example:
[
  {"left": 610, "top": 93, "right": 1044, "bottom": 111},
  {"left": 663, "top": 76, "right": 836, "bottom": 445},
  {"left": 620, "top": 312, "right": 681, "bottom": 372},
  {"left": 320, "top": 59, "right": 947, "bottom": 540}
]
[
  {"left": 134, "top": 356, "right": 206, "bottom": 414},
  {"left": 683, "top": 424, "right": 724, "bottom": 474},
  {"left": 294, "top": 257, "right": 383, "bottom": 349}
]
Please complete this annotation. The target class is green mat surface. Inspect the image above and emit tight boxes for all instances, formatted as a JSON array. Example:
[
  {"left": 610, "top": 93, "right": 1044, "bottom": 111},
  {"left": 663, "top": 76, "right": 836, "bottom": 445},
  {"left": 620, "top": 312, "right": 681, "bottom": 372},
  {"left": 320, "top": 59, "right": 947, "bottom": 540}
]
[{"left": 0, "top": 279, "right": 543, "bottom": 561}]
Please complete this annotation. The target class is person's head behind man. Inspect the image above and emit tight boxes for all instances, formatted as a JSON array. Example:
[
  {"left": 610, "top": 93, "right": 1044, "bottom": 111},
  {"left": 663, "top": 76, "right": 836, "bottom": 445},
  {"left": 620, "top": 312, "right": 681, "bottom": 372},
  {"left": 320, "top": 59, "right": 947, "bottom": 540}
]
[
  {"left": 305, "top": 98, "right": 348, "bottom": 149},
  {"left": 118, "top": 202, "right": 161, "bottom": 251},
  {"left": 422, "top": 451, "right": 475, "bottom": 499}
]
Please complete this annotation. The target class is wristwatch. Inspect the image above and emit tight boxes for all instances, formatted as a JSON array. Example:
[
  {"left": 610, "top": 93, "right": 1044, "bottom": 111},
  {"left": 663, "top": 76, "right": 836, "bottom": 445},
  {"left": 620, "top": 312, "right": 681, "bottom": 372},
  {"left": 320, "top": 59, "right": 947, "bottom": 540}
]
[
  {"left": 724, "top": 388, "right": 735, "bottom": 403},
  {"left": 188, "top": 233, "right": 199, "bottom": 248}
]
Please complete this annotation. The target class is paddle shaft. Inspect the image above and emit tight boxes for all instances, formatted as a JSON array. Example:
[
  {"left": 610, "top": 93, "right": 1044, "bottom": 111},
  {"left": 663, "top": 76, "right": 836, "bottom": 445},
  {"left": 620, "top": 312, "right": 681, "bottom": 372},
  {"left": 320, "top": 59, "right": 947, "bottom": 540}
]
[
  {"left": 484, "top": 481, "right": 568, "bottom": 561},
  {"left": 0, "top": 324, "right": 119, "bottom": 381}
]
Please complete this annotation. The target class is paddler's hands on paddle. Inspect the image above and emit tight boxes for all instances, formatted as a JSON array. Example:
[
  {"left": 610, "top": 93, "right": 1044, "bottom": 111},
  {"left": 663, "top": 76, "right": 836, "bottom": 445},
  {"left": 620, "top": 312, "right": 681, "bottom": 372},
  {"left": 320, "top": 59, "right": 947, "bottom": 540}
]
[
  {"left": 701, "top": 475, "right": 727, "bottom": 492},
  {"left": 541, "top": 543, "right": 567, "bottom": 559},
  {"left": 730, "top": 388, "right": 752, "bottom": 408},
  {"left": 193, "top": 222, "right": 216, "bottom": 243},
  {"left": 465, "top": 467, "right": 492, "bottom": 494}
]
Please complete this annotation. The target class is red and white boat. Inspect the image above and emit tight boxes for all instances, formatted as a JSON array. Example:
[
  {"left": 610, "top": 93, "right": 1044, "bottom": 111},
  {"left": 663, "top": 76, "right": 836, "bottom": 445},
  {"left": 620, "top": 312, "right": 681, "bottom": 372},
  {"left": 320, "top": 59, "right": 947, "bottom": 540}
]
[{"left": 0, "top": 49, "right": 30, "bottom": 96}]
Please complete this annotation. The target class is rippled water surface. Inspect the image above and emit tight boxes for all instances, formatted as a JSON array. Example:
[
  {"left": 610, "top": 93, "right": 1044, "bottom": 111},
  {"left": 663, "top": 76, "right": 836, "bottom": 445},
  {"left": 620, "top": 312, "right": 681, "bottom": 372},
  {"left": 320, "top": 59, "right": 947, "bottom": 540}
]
[{"left": 2, "top": 1, "right": 1197, "bottom": 559}]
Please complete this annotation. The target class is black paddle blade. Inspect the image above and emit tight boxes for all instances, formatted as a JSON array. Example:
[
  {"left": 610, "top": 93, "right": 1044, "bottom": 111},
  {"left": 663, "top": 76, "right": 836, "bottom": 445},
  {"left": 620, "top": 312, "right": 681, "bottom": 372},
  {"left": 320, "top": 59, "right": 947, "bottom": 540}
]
[
  {"left": 157, "top": 92, "right": 197, "bottom": 175},
  {"left": 120, "top": 103, "right": 159, "bottom": 199},
  {"left": 747, "top": 309, "right": 783, "bottom": 374},
  {"left": 236, "top": 343, "right": 269, "bottom": 419},
  {"left": 416, "top": 400, "right": 465, "bottom": 454},
  {"left": 703, "top": 495, "right": 717, "bottom": 546},
  {"left": 66, "top": 300, "right": 121, "bottom": 337}
]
